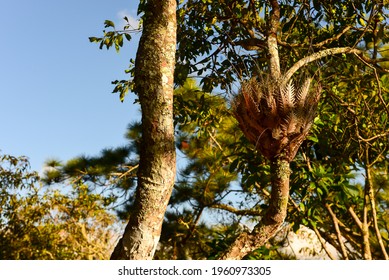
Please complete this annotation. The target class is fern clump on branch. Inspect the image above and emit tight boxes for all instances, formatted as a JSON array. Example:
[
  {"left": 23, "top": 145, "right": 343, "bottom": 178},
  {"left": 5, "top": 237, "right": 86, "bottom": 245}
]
[{"left": 233, "top": 76, "right": 320, "bottom": 162}]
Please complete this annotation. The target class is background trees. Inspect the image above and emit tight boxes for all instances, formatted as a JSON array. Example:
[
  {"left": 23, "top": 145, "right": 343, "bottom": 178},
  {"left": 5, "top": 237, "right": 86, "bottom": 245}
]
[{"left": 0, "top": 153, "right": 117, "bottom": 259}]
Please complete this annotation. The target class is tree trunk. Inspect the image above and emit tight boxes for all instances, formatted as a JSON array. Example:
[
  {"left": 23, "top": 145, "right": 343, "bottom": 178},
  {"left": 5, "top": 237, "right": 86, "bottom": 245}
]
[
  {"left": 267, "top": 0, "right": 281, "bottom": 80},
  {"left": 219, "top": 158, "right": 290, "bottom": 260},
  {"left": 110, "top": 0, "right": 176, "bottom": 260}
]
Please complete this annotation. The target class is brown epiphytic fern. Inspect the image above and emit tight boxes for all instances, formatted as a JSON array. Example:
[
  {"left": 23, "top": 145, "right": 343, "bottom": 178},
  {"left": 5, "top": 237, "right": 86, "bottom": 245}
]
[{"left": 233, "top": 75, "right": 320, "bottom": 162}]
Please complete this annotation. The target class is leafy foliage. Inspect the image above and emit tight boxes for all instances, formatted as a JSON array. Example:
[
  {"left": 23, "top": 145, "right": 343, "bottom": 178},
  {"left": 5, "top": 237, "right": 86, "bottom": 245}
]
[
  {"left": 0, "top": 153, "right": 119, "bottom": 260},
  {"left": 89, "top": 17, "right": 140, "bottom": 102},
  {"left": 174, "top": 1, "right": 388, "bottom": 92}
]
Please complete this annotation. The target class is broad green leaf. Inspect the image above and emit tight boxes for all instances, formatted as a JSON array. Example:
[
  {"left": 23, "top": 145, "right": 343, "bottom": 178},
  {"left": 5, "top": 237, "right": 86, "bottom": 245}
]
[
  {"left": 124, "top": 33, "right": 132, "bottom": 41},
  {"left": 104, "top": 20, "right": 115, "bottom": 28}
]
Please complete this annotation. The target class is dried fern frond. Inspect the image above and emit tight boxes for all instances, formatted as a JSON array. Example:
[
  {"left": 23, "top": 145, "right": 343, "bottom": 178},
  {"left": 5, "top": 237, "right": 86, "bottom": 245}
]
[
  {"left": 295, "top": 78, "right": 311, "bottom": 107},
  {"left": 279, "top": 80, "right": 295, "bottom": 115}
]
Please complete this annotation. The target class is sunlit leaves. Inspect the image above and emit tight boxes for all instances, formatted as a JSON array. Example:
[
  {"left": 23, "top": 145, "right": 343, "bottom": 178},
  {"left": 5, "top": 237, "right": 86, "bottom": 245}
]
[
  {"left": 89, "top": 26, "right": 129, "bottom": 53},
  {"left": 0, "top": 153, "right": 118, "bottom": 260},
  {"left": 104, "top": 19, "right": 115, "bottom": 28},
  {"left": 112, "top": 79, "right": 133, "bottom": 102}
]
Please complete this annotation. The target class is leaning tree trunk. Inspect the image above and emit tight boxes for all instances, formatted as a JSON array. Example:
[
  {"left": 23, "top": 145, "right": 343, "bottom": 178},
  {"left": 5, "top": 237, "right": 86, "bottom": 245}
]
[{"left": 111, "top": 0, "right": 176, "bottom": 260}]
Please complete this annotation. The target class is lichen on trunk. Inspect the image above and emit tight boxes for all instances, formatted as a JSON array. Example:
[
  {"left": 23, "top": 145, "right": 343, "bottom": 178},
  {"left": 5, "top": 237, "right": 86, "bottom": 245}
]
[{"left": 110, "top": 0, "right": 177, "bottom": 260}]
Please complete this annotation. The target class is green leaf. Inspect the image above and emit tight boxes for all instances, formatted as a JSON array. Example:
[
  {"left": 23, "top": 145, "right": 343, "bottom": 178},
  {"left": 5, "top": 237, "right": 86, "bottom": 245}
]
[
  {"left": 118, "top": 35, "right": 123, "bottom": 47},
  {"left": 89, "top": 37, "right": 101, "bottom": 43},
  {"left": 292, "top": 222, "right": 300, "bottom": 232},
  {"left": 229, "top": 158, "right": 240, "bottom": 172},
  {"left": 124, "top": 33, "right": 132, "bottom": 41},
  {"left": 307, "top": 135, "right": 318, "bottom": 143},
  {"left": 104, "top": 38, "right": 112, "bottom": 49},
  {"left": 104, "top": 20, "right": 115, "bottom": 28},
  {"left": 343, "top": 184, "right": 360, "bottom": 197}
]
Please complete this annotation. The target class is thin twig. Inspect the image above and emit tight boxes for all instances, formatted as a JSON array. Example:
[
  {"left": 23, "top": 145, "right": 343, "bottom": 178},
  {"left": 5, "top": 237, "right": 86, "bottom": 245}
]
[
  {"left": 207, "top": 129, "right": 233, "bottom": 164},
  {"left": 118, "top": 164, "right": 139, "bottom": 179},
  {"left": 357, "top": 54, "right": 389, "bottom": 116},
  {"left": 325, "top": 203, "right": 349, "bottom": 259},
  {"left": 348, "top": 206, "right": 363, "bottom": 230},
  {"left": 211, "top": 203, "right": 262, "bottom": 216},
  {"left": 311, "top": 225, "right": 337, "bottom": 260}
]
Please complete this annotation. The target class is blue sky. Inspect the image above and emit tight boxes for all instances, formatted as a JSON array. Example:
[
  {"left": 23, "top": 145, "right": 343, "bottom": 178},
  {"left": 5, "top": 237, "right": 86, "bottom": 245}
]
[{"left": 1, "top": 1, "right": 142, "bottom": 172}]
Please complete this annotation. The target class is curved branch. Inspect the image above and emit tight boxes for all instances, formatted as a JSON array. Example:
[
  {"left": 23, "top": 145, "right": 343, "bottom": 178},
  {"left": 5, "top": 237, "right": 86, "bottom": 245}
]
[
  {"left": 283, "top": 47, "right": 361, "bottom": 84},
  {"left": 283, "top": 47, "right": 389, "bottom": 84},
  {"left": 313, "top": 26, "right": 352, "bottom": 48},
  {"left": 279, "top": 26, "right": 352, "bottom": 49},
  {"left": 234, "top": 38, "right": 266, "bottom": 51}
]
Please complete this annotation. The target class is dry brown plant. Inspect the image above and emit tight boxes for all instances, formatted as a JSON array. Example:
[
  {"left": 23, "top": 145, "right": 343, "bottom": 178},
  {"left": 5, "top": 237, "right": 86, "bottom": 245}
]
[{"left": 233, "top": 76, "right": 321, "bottom": 162}]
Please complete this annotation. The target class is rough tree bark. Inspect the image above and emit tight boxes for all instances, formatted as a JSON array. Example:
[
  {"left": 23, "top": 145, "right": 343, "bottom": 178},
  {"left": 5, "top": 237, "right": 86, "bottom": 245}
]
[{"left": 110, "top": 0, "right": 177, "bottom": 260}]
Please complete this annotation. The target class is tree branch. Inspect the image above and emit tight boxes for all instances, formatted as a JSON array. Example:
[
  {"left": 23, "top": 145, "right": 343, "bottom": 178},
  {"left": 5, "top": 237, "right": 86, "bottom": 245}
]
[
  {"left": 267, "top": 0, "right": 281, "bottom": 79},
  {"left": 348, "top": 206, "right": 363, "bottom": 230},
  {"left": 365, "top": 149, "right": 389, "bottom": 260},
  {"left": 283, "top": 47, "right": 361, "bottom": 84},
  {"left": 278, "top": 26, "right": 352, "bottom": 49},
  {"left": 211, "top": 203, "right": 262, "bottom": 216},
  {"left": 283, "top": 46, "right": 389, "bottom": 86},
  {"left": 311, "top": 224, "right": 337, "bottom": 260},
  {"left": 313, "top": 26, "right": 352, "bottom": 48},
  {"left": 325, "top": 203, "right": 349, "bottom": 259},
  {"left": 234, "top": 38, "right": 266, "bottom": 51},
  {"left": 362, "top": 176, "right": 372, "bottom": 260},
  {"left": 354, "top": 54, "right": 389, "bottom": 115}
]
